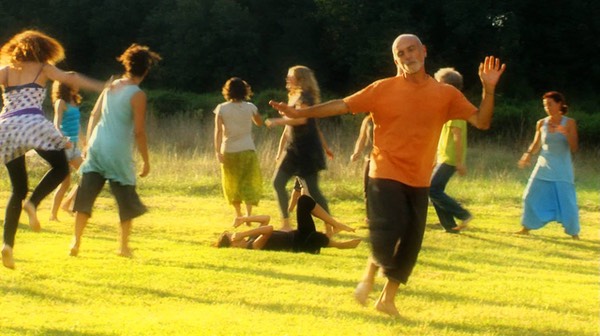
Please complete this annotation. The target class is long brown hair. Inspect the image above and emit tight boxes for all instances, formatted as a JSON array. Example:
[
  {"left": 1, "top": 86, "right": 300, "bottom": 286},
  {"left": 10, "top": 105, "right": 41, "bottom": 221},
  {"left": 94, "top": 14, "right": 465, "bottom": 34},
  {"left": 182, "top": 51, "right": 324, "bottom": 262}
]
[
  {"left": 288, "top": 65, "right": 321, "bottom": 104},
  {"left": 0, "top": 30, "right": 65, "bottom": 65},
  {"left": 51, "top": 81, "right": 82, "bottom": 105}
]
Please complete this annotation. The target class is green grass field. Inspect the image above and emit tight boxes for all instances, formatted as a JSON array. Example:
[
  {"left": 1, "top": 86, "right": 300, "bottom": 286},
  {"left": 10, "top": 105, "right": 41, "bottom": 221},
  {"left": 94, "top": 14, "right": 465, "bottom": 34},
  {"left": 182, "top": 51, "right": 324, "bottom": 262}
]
[{"left": 0, "top": 118, "right": 598, "bottom": 336}]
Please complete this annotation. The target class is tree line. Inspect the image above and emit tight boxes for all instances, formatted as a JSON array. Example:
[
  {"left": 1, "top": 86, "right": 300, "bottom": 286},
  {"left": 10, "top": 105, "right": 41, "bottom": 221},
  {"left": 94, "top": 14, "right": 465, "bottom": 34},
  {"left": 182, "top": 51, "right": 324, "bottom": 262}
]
[{"left": 0, "top": 0, "right": 597, "bottom": 102}]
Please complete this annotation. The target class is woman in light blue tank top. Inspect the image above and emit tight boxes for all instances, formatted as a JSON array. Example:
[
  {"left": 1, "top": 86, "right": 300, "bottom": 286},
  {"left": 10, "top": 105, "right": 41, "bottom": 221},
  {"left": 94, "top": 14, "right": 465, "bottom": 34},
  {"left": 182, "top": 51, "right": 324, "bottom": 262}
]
[
  {"left": 516, "top": 91, "right": 580, "bottom": 239},
  {"left": 50, "top": 81, "right": 85, "bottom": 221},
  {"left": 70, "top": 44, "right": 161, "bottom": 258}
]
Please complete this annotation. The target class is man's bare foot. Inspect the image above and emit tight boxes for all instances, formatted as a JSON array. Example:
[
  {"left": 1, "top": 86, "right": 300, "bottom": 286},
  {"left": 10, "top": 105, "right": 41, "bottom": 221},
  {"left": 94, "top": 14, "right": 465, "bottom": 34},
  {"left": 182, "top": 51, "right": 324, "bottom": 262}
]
[
  {"left": 118, "top": 248, "right": 133, "bottom": 258},
  {"left": 23, "top": 201, "right": 41, "bottom": 232},
  {"left": 515, "top": 227, "right": 530, "bottom": 235},
  {"left": 49, "top": 216, "right": 60, "bottom": 222},
  {"left": 353, "top": 281, "right": 373, "bottom": 306},
  {"left": 69, "top": 246, "right": 79, "bottom": 257},
  {"left": 2, "top": 245, "right": 15, "bottom": 270},
  {"left": 375, "top": 299, "right": 400, "bottom": 318},
  {"left": 571, "top": 234, "right": 580, "bottom": 240},
  {"left": 69, "top": 238, "right": 80, "bottom": 256}
]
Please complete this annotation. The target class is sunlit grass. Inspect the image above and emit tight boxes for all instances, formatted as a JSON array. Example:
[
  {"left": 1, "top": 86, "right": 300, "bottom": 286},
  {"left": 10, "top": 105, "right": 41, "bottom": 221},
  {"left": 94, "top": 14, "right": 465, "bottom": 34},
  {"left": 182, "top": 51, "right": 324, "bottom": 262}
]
[{"left": 0, "top": 115, "right": 597, "bottom": 335}]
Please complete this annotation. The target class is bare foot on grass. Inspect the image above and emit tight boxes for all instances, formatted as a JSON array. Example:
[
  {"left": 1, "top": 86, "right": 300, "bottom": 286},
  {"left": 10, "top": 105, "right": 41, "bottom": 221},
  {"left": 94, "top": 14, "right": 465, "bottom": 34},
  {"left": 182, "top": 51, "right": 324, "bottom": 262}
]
[
  {"left": 514, "top": 227, "right": 530, "bottom": 235},
  {"left": 353, "top": 281, "right": 373, "bottom": 306},
  {"left": 23, "top": 201, "right": 41, "bottom": 232},
  {"left": 2, "top": 245, "right": 15, "bottom": 270},
  {"left": 69, "top": 244, "right": 79, "bottom": 257},
  {"left": 118, "top": 248, "right": 133, "bottom": 258},
  {"left": 375, "top": 299, "right": 400, "bottom": 318}
]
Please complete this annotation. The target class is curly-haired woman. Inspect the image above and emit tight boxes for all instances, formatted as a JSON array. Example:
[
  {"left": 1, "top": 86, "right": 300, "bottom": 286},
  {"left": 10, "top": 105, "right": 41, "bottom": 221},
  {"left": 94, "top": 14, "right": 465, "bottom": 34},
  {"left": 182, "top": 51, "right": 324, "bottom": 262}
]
[
  {"left": 70, "top": 44, "right": 161, "bottom": 258},
  {"left": 0, "top": 29, "right": 104, "bottom": 269}
]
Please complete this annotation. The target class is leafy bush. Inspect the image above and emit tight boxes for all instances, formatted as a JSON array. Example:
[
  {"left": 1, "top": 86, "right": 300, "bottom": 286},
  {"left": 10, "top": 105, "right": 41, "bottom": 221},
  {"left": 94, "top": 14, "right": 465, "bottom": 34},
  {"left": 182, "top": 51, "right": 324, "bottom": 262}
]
[
  {"left": 146, "top": 89, "right": 222, "bottom": 119},
  {"left": 146, "top": 89, "right": 289, "bottom": 120},
  {"left": 572, "top": 111, "right": 600, "bottom": 147},
  {"left": 252, "top": 89, "right": 287, "bottom": 118}
]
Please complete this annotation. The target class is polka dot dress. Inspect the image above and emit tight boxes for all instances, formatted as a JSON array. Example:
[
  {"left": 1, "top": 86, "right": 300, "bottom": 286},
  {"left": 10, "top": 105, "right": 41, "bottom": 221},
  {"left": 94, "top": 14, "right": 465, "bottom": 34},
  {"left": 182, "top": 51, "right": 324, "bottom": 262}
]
[{"left": 0, "top": 85, "right": 67, "bottom": 164}]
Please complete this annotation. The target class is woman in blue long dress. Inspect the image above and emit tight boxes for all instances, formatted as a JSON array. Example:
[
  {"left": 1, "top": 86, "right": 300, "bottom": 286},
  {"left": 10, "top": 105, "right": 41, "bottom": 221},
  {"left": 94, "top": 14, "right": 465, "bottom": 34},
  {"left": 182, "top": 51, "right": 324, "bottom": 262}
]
[{"left": 516, "top": 91, "right": 580, "bottom": 239}]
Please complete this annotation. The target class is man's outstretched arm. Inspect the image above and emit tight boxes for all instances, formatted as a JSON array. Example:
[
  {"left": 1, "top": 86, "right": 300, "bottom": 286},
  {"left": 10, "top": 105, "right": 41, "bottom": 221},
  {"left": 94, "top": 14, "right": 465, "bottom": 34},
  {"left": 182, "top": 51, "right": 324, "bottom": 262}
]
[
  {"left": 468, "top": 56, "right": 507, "bottom": 130},
  {"left": 269, "top": 99, "right": 349, "bottom": 119}
]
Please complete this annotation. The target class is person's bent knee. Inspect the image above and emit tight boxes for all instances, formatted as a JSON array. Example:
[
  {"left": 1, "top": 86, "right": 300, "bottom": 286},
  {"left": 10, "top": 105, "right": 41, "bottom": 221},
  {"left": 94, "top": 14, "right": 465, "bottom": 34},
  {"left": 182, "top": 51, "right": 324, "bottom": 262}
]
[{"left": 297, "top": 195, "right": 315, "bottom": 212}]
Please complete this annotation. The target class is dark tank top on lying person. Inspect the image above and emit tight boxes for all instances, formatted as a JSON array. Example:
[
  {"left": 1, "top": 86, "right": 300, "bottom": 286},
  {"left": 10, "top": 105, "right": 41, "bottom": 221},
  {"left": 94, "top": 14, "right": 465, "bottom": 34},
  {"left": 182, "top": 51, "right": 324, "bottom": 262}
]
[
  {"left": 247, "top": 231, "right": 295, "bottom": 252},
  {"left": 246, "top": 230, "right": 329, "bottom": 254}
]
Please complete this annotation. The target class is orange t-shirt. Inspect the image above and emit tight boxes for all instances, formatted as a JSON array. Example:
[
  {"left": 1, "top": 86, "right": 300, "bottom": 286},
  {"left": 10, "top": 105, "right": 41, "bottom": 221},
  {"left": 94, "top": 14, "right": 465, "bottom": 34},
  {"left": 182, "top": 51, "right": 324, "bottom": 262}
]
[{"left": 343, "top": 75, "right": 477, "bottom": 187}]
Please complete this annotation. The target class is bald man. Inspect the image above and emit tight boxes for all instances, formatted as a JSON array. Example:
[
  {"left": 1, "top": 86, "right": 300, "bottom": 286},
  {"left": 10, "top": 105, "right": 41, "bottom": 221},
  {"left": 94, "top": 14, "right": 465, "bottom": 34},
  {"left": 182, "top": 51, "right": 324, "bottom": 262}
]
[{"left": 270, "top": 34, "right": 506, "bottom": 317}]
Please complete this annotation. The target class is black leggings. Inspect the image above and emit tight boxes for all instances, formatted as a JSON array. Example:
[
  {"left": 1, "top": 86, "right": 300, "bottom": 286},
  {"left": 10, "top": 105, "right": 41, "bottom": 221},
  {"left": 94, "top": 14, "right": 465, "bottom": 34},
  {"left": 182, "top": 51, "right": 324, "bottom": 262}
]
[
  {"left": 294, "top": 195, "right": 329, "bottom": 253},
  {"left": 3, "top": 150, "right": 69, "bottom": 247},
  {"left": 273, "top": 169, "right": 329, "bottom": 219}
]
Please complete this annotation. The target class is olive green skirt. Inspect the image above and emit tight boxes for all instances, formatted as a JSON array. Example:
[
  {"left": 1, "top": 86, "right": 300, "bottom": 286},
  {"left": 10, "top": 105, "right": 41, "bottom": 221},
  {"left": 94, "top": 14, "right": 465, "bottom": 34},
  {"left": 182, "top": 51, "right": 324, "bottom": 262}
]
[{"left": 221, "top": 150, "right": 262, "bottom": 205}]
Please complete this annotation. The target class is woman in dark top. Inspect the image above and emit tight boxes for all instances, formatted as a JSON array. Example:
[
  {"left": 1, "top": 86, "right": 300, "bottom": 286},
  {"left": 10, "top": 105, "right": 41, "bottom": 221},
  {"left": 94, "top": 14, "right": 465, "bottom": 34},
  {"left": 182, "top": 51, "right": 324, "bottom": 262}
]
[
  {"left": 216, "top": 194, "right": 360, "bottom": 253},
  {"left": 265, "top": 65, "right": 332, "bottom": 232}
]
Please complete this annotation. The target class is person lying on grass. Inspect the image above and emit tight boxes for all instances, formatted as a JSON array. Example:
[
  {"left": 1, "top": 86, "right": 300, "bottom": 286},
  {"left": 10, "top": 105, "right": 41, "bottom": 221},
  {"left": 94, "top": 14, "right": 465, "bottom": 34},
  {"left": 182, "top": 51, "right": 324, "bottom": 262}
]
[{"left": 216, "top": 194, "right": 360, "bottom": 254}]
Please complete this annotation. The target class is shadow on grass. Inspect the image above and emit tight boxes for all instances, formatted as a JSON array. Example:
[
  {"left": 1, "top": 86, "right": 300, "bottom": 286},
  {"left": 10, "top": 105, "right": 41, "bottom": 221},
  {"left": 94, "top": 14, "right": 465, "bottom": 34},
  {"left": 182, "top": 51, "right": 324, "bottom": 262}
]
[
  {"left": 427, "top": 319, "right": 589, "bottom": 336},
  {"left": 442, "top": 231, "right": 599, "bottom": 277},
  {"left": 69, "top": 277, "right": 408, "bottom": 324},
  {"left": 0, "top": 285, "right": 78, "bottom": 304},
  {"left": 3, "top": 326, "right": 115, "bottom": 336},
  {"left": 402, "top": 285, "right": 592, "bottom": 317},
  {"left": 142, "top": 257, "right": 359, "bottom": 288}
]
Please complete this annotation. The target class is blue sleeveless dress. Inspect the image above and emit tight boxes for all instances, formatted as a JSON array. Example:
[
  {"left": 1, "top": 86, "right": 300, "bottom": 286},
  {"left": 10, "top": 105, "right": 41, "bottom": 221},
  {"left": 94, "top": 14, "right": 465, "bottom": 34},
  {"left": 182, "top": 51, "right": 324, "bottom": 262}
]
[
  {"left": 81, "top": 85, "right": 141, "bottom": 185},
  {"left": 521, "top": 116, "right": 579, "bottom": 235}
]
